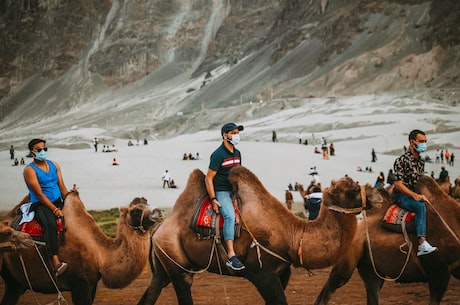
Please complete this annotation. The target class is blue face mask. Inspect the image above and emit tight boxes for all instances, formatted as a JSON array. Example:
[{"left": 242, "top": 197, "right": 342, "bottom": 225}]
[
  {"left": 34, "top": 150, "right": 48, "bottom": 161},
  {"left": 415, "top": 143, "right": 427, "bottom": 153}
]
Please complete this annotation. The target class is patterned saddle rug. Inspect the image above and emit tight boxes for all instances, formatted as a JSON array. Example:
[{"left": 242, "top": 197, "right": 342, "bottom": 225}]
[
  {"left": 189, "top": 193, "right": 242, "bottom": 239},
  {"left": 380, "top": 204, "right": 416, "bottom": 233},
  {"left": 11, "top": 205, "right": 65, "bottom": 243}
]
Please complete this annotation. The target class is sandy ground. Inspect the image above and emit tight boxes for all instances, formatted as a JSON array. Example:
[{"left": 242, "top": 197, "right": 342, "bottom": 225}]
[{"left": 2, "top": 264, "right": 459, "bottom": 305}]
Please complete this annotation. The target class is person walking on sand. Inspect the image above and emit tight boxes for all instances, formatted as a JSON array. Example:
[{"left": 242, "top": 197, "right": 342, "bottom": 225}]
[
  {"left": 10, "top": 145, "right": 15, "bottom": 160},
  {"left": 285, "top": 188, "right": 293, "bottom": 210},
  {"left": 162, "top": 170, "right": 170, "bottom": 188},
  {"left": 205, "top": 122, "right": 245, "bottom": 271},
  {"left": 371, "top": 148, "right": 377, "bottom": 162},
  {"left": 392, "top": 129, "right": 437, "bottom": 256},
  {"left": 24, "top": 138, "right": 69, "bottom": 275}
]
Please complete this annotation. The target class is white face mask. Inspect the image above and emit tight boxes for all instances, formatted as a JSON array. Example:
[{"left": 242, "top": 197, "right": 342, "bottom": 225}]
[{"left": 229, "top": 134, "right": 240, "bottom": 145}]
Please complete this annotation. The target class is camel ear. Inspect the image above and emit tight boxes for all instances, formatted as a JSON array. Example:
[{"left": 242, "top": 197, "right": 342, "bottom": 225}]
[{"left": 119, "top": 207, "right": 128, "bottom": 217}]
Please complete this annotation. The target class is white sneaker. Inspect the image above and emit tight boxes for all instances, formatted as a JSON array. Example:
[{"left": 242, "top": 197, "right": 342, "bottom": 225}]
[{"left": 417, "top": 240, "right": 438, "bottom": 256}]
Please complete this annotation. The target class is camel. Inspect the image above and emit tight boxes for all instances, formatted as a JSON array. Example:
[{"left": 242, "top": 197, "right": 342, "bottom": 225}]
[
  {"left": 314, "top": 175, "right": 460, "bottom": 305},
  {"left": 436, "top": 176, "right": 452, "bottom": 196},
  {"left": 452, "top": 177, "right": 460, "bottom": 200},
  {"left": 137, "top": 166, "right": 372, "bottom": 305},
  {"left": 1, "top": 191, "right": 164, "bottom": 305},
  {"left": 0, "top": 221, "right": 34, "bottom": 251}
]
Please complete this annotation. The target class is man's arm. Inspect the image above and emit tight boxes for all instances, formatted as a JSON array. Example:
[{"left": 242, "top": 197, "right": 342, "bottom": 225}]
[
  {"left": 394, "top": 180, "right": 428, "bottom": 203},
  {"left": 53, "top": 161, "right": 68, "bottom": 198},
  {"left": 205, "top": 169, "right": 220, "bottom": 213}
]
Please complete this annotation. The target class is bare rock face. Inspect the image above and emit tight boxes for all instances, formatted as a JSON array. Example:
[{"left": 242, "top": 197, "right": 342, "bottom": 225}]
[{"left": 0, "top": 0, "right": 458, "bottom": 139}]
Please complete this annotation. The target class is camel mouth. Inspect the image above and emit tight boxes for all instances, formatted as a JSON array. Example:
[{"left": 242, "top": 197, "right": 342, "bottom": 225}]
[
  {"left": 149, "top": 208, "right": 165, "bottom": 223},
  {"left": 20, "top": 236, "right": 35, "bottom": 249}
]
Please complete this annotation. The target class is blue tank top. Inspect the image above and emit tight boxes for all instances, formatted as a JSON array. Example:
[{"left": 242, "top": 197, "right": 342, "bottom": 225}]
[{"left": 26, "top": 160, "right": 61, "bottom": 203}]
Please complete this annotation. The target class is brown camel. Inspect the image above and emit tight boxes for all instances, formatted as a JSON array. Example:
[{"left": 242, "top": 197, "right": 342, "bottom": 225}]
[
  {"left": 1, "top": 191, "right": 164, "bottom": 305},
  {"left": 314, "top": 176, "right": 460, "bottom": 305},
  {"left": 436, "top": 176, "right": 452, "bottom": 196},
  {"left": 137, "top": 166, "right": 371, "bottom": 305},
  {"left": 452, "top": 177, "right": 460, "bottom": 200},
  {"left": 0, "top": 221, "right": 34, "bottom": 251}
]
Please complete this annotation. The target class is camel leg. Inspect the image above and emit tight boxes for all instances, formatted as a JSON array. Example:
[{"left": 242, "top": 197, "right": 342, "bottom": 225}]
[
  {"left": 0, "top": 267, "right": 26, "bottom": 305},
  {"left": 419, "top": 255, "right": 450, "bottom": 305},
  {"left": 356, "top": 264, "right": 384, "bottom": 305},
  {"left": 278, "top": 266, "right": 291, "bottom": 290},
  {"left": 314, "top": 261, "right": 356, "bottom": 305},
  {"left": 137, "top": 254, "right": 172, "bottom": 305},
  {"left": 170, "top": 272, "right": 194, "bottom": 305},
  {"left": 245, "top": 269, "right": 288, "bottom": 305},
  {"left": 70, "top": 282, "right": 97, "bottom": 305}
]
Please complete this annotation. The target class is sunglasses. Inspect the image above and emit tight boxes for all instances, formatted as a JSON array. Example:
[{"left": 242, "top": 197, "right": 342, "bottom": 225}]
[{"left": 35, "top": 147, "right": 48, "bottom": 153}]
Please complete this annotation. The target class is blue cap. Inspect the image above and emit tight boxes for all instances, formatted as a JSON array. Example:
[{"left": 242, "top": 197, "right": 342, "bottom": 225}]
[{"left": 221, "top": 122, "right": 244, "bottom": 135}]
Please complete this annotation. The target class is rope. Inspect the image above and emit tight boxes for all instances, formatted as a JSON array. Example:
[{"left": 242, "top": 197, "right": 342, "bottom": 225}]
[
  {"left": 237, "top": 207, "right": 291, "bottom": 267},
  {"left": 18, "top": 243, "right": 68, "bottom": 305},
  {"left": 213, "top": 241, "right": 230, "bottom": 305},
  {"left": 363, "top": 210, "right": 413, "bottom": 282},
  {"left": 425, "top": 199, "right": 460, "bottom": 245},
  {"left": 154, "top": 236, "right": 218, "bottom": 274}
]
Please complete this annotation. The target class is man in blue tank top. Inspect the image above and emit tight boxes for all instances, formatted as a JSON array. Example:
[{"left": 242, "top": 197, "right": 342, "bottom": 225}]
[
  {"left": 24, "top": 138, "right": 69, "bottom": 275},
  {"left": 205, "top": 122, "right": 245, "bottom": 271}
]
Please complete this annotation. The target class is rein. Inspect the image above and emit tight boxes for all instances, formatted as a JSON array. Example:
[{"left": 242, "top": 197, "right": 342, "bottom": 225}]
[
  {"left": 426, "top": 199, "right": 460, "bottom": 245},
  {"left": 18, "top": 242, "right": 69, "bottom": 305},
  {"left": 363, "top": 209, "right": 417, "bottom": 281},
  {"left": 325, "top": 185, "right": 366, "bottom": 215}
]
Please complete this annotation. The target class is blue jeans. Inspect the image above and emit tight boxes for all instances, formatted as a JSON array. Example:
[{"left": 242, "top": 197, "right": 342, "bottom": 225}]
[
  {"left": 216, "top": 191, "right": 235, "bottom": 241},
  {"left": 393, "top": 191, "right": 426, "bottom": 238}
]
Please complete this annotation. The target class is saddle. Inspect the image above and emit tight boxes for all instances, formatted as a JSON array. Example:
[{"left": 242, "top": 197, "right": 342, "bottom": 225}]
[
  {"left": 189, "top": 193, "right": 242, "bottom": 239},
  {"left": 11, "top": 204, "right": 65, "bottom": 243},
  {"left": 380, "top": 204, "right": 416, "bottom": 233}
]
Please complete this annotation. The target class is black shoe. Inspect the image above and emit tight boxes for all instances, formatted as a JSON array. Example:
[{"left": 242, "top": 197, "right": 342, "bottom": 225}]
[{"left": 226, "top": 256, "right": 245, "bottom": 271}]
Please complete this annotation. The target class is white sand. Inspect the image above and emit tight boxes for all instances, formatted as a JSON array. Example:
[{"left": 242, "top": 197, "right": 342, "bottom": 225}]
[{"left": 1, "top": 95, "right": 459, "bottom": 211}]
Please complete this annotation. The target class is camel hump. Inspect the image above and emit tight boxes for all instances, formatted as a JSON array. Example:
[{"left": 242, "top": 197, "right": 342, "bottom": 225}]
[
  {"left": 416, "top": 175, "right": 442, "bottom": 191},
  {"left": 228, "top": 166, "right": 260, "bottom": 185},
  {"left": 185, "top": 168, "right": 206, "bottom": 187}
]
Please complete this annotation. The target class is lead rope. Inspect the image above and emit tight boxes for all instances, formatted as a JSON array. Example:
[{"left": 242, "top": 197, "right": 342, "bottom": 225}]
[
  {"left": 213, "top": 240, "right": 231, "bottom": 305},
  {"left": 363, "top": 209, "right": 413, "bottom": 281},
  {"left": 18, "top": 242, "right": 68, "bottom": 305},
  {"left": 425, "top": 199, "right": 460, "bottom": 245}
]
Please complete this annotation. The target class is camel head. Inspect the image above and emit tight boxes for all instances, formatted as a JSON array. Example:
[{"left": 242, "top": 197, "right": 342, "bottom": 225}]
[
  {"left": 0, "top": 221, "right": 34, "bottom": 251},
  {"left": 323, "top": 177, "right": 367, "bottom": 214},
  {"left": 121, "top": 197, "right": 164, "bottom": 233}
]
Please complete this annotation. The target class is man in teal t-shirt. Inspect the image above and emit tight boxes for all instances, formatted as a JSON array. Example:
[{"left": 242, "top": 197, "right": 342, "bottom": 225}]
[{"left": 205, "top": 122, "right": 245, "bottom": 271}]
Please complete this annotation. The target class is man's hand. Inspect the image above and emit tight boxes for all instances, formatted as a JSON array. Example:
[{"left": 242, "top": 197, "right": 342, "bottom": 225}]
[
  {"left": 413, "top": 193, "right": 428, "bottom": 203},
  {"left": 212, "top": 199, "right": 221, "bottom": 213}
]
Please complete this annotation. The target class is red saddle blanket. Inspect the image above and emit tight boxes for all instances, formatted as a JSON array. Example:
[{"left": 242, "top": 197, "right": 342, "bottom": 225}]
[
  {"left": 381, "top": 204, "right": 415, "bottom": 233},
  {"left": 20, "top": 218, "right": 64, "bottom": 237},
  {"left": 190, "top": 193, "right": 241, "bottom": 239},
  {"left": 383, "top": 204, "right": 415, "bottom": 224}
]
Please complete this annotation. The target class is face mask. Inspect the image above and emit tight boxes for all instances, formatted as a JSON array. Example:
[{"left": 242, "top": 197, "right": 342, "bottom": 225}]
[
  {"left": 415, "top": 143, "right": 427, "bottom": 153},
  {"left": 34, "top": 150, "right": 48, "bottom": 161},
  {"left": 229, "top": 134, "right": 240, "bottom": 145}
]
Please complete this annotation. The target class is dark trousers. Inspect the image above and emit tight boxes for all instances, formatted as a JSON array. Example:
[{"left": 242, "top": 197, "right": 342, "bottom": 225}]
[{"left": 32, "top": 199, "right": 63, "bottom": 257}]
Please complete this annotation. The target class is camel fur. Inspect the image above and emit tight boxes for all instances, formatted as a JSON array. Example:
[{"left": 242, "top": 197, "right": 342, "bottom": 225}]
[
  {"left": 137, "top": 166, "right": 368, "bottom": 305},
  {"left": 0, "top": 191, "right": 164, "bottom": 305},
  {"left": 314, "top": 176, "right": 460, "bottom": 305},
  {"left": 452, "top": 177, "right": 460, "bottom": 200}
]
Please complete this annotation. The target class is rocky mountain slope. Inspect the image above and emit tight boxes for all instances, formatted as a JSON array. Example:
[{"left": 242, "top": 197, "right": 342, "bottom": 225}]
[{"left": 0, "top": 0, "right": 459, "bottom": 149}]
